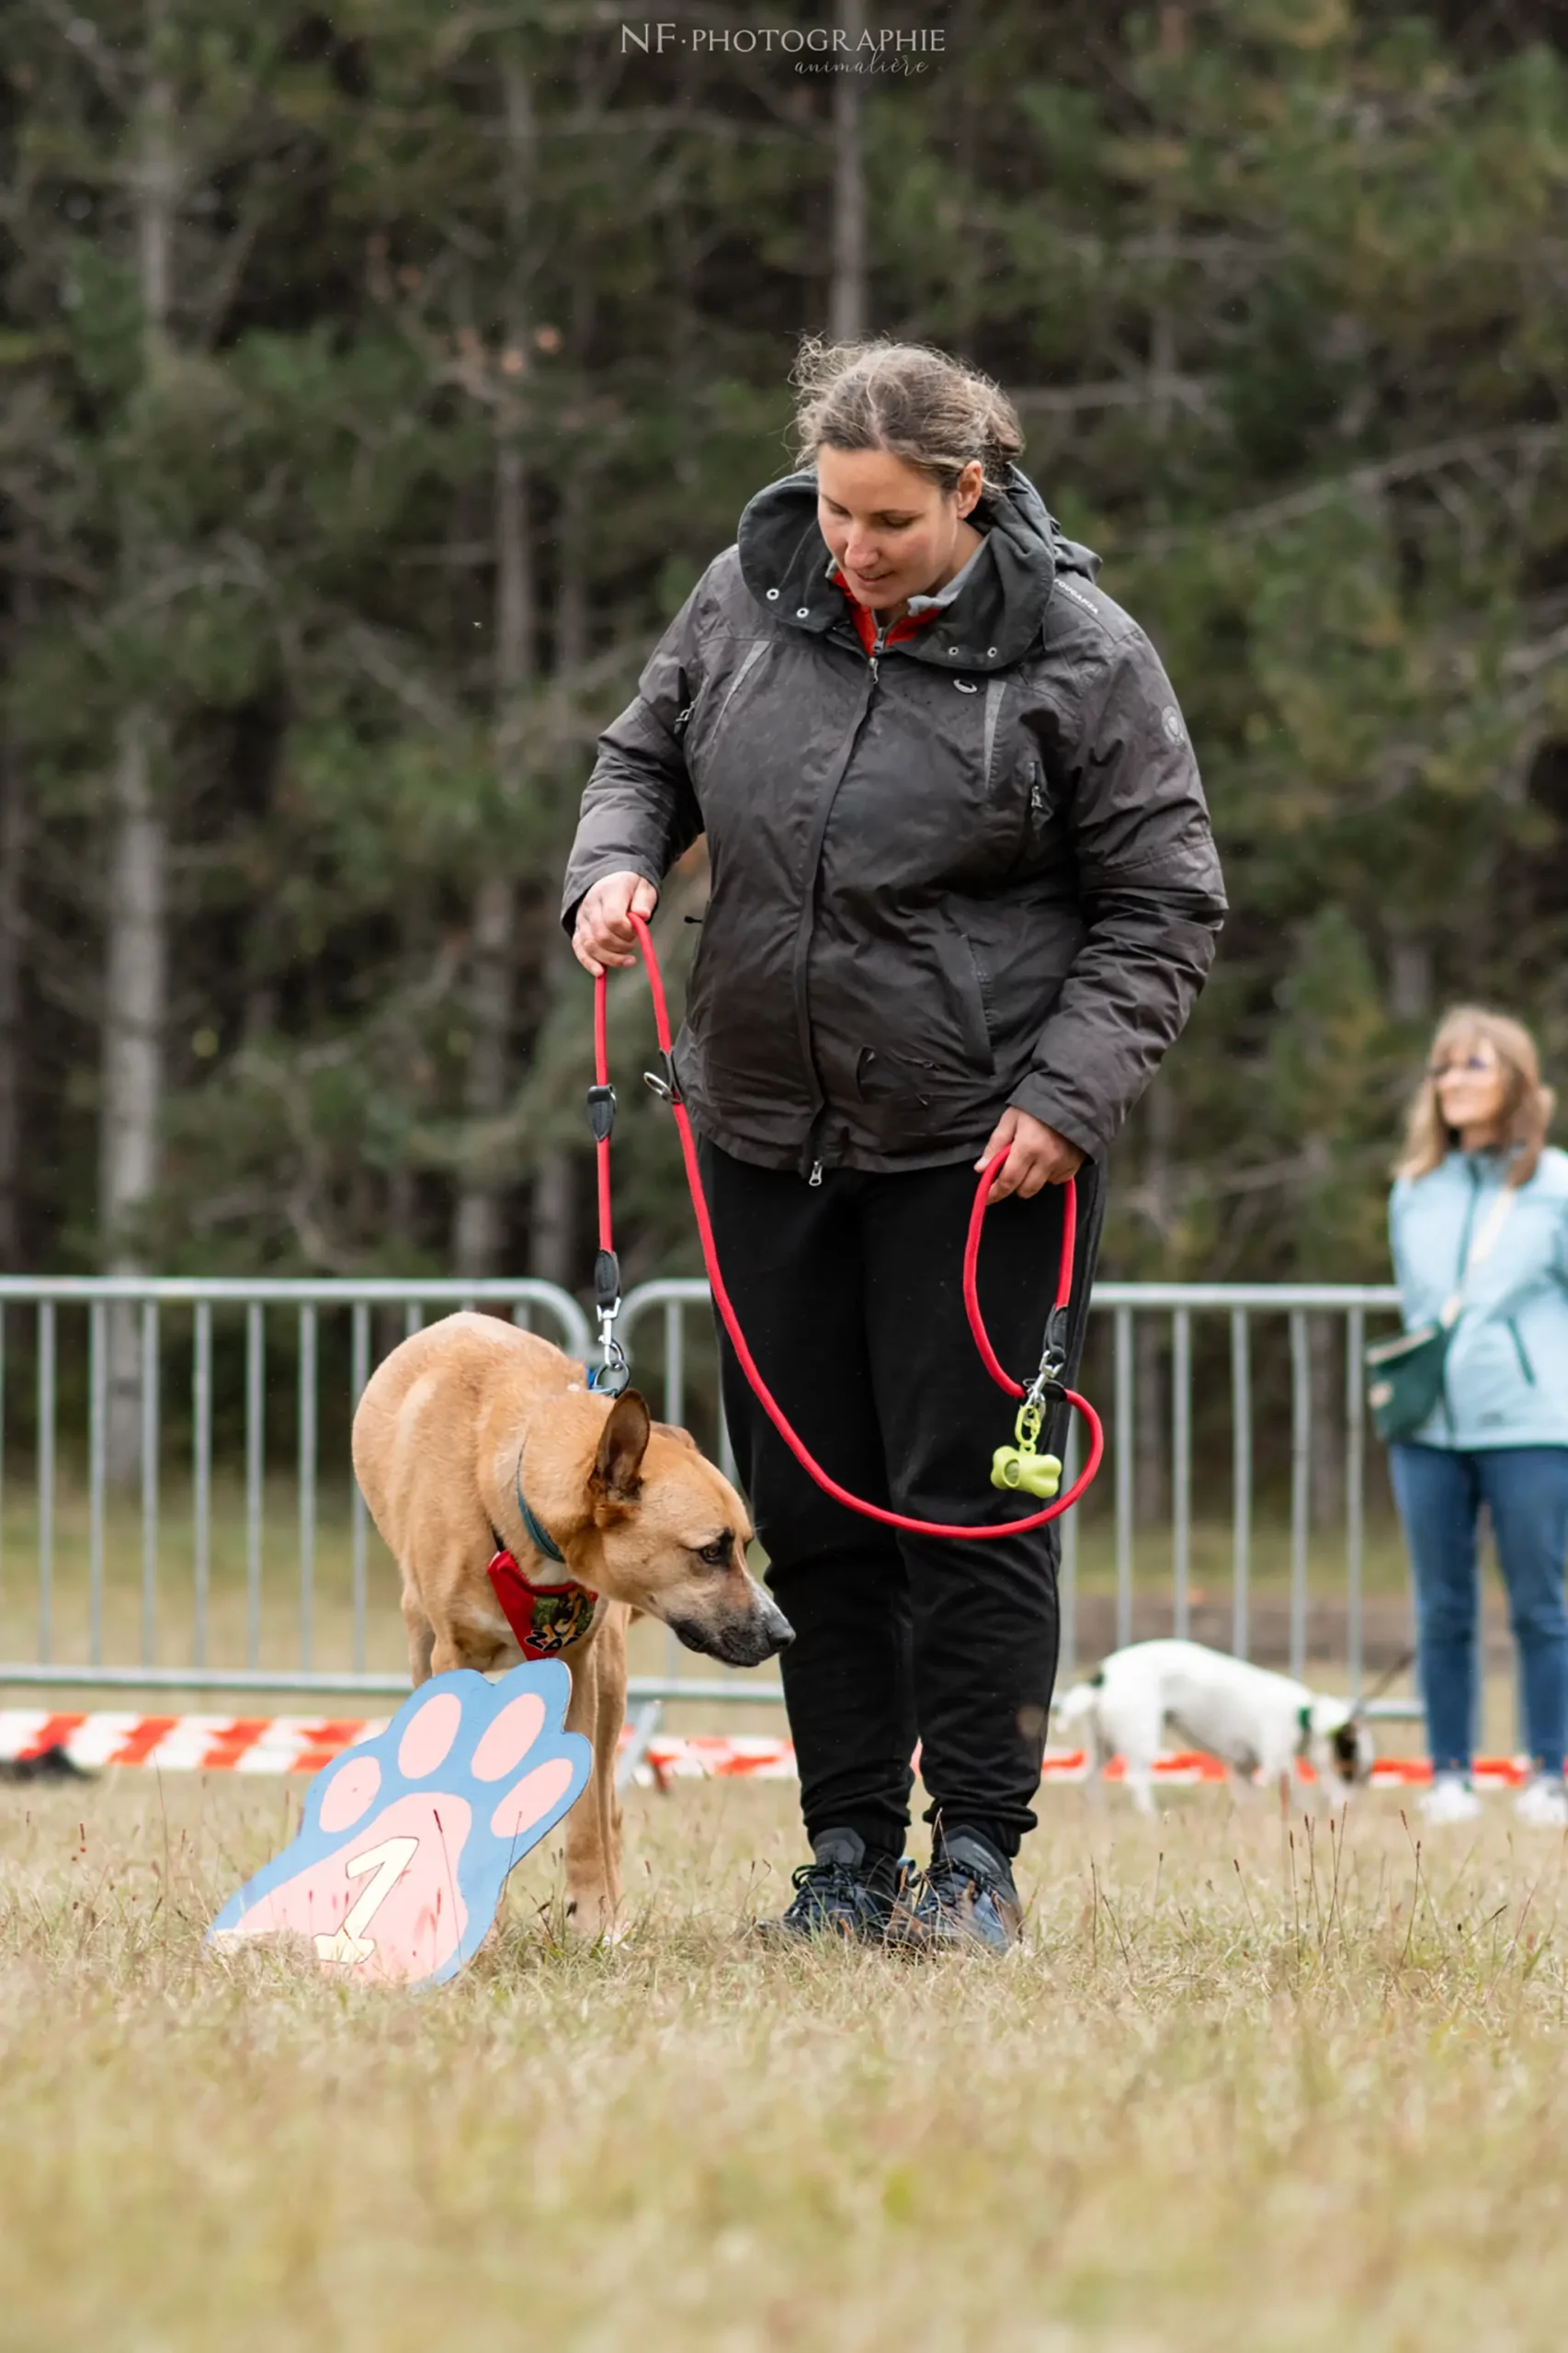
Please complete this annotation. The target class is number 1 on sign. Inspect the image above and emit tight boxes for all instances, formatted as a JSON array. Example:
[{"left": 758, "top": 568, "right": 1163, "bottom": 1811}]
[{"left": 313, "top": 1836, "right": 420, "bottom": 1966}]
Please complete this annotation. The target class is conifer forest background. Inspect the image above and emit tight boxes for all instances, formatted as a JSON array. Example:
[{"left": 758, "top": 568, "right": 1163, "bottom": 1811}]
[{"left": 3, "top": 0, "right": 1567, "bottom": 1325}]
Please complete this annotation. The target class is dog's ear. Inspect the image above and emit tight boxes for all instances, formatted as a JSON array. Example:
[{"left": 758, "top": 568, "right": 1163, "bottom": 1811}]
[
  {"left": 590, "top": 1388, "right": 652, "bottom": 1506},
  {"left": 652, "top": 1419, "right": 699, "bottom": 1454}
]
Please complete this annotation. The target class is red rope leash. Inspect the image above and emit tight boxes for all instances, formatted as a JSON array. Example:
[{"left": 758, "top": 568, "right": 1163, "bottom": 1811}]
[
  {"left": 593, "top": 967, "right": 613, "bottom": 1254},
  {"left": 592, "top": 913, "right": 1105, "bottom": 1540},
  {"left": 960, "top": 1134, "right": 1075, "bottom": 1399}
]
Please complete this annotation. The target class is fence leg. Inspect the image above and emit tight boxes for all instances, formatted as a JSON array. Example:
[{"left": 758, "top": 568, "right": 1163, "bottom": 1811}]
[{"left": 617, "top": 1698, "right": 664, "bottom": 1793}]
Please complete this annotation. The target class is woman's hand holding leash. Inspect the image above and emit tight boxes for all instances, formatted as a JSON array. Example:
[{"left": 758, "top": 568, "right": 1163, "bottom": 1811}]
[
  {"left": 975, "top": 1106, "right": 1084, "bottom": 1202},
  {"left": 573, "top": 871, "right": 660, "bottom": 974}
]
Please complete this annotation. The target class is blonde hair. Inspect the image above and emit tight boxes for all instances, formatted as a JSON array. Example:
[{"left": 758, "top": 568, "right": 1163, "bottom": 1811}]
[
  {"left": 1396, "top": 1005, "right": 1556, "bottom": 1187},
  {"left": 787, "top": 334, "right": 1025, "bottom": 501}
]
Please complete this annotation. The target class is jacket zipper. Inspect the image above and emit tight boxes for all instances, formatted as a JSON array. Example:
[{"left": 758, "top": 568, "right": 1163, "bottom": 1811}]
[
  {"left": 803, "top": 1103, "right": 827, "bottom": 1188},
  {"left": 788, "top": 630, "right": 884, "bottom": 1183},
  {"left": 672, "top": 668, "right": 717, "bottom": 745}
]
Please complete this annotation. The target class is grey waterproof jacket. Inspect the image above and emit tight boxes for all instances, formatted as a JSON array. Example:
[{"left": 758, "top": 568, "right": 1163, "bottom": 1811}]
[{"left": 561, "top": 462, "right": 1227, "bottom": 1178}]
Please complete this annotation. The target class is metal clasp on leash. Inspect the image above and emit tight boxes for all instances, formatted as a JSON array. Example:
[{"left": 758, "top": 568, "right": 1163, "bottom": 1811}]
[
  {"left": 589, "top": 1244, "right": 630, "bottom": 1395},
  {"left": 584, "top": 1073, "right": 630, "bottom": 1393},
  {"left": 642, "top": 1050, "right": 683, "bottom": 1105},
  {"left": 1024, "top": 1303, "right": 1071, "bottom": 1413},
  {"left": 587, "top": 1329, "right": 631, "bottom": 1396}
]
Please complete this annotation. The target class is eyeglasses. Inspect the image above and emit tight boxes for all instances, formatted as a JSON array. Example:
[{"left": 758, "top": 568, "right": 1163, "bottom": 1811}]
[{"left": 1427, "top": 1053, "right": 1498, "bottom": 1080}]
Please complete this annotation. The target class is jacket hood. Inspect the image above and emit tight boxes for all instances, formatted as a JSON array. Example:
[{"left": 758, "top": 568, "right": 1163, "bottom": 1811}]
[{"left": 735, "top": 460, "right": 1101, "bottom": 670}]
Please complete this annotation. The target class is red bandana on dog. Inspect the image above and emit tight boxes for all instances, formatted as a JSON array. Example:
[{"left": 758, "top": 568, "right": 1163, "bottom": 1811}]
[{"left": 485, "top": 1550, "right": 597, "bottom": 1660}]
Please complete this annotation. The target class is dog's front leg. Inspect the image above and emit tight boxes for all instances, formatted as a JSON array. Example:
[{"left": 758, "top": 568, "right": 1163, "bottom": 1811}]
[
  {"left": 1084, "top": 1727, "right": 1109, "bottom": 1812},
  {"left": 562, "top": 1609, "right": 628, "bottom": 1943},
  {"left": 1308, "top": 1736, "right": 1349, "bottom": 1819},
  {"left": 401, "top": 1586, "right": 436, "bottom": 1686},
  {"left": 1107, "top": 1700, "right": 1160, "bottom": 1817}
]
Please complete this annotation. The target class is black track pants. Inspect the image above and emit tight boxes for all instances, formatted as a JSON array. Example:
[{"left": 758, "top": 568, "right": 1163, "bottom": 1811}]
[{"left": 698, "top": 1135, "right": 1105, "bottom": 1863}]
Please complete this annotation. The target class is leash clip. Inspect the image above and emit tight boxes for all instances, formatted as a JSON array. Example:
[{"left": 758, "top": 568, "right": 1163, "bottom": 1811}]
[
  {"left": 1025, "top": 1304, "right": 1071, "bottom": 1412},
  {"left": 642, "top": 1049, "right": 684, "bottom": 1105},
  {"left": 585, "top": 1346, "right": 631, "bottom": 1392},
  {"left": 594, "top": 1246, "right": 621, "bottom": 1313},
  {"left": 590, "top": 1246, "right": 628, "bottom": 1393},
  {"left": 589, "top": 1325, "right": 631, "bottom": 1397},
  {"left": 585, "top": 1083, "right": 616, "bottom": 1142}
]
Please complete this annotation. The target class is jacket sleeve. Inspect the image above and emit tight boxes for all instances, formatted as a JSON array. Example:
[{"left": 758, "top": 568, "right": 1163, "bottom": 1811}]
[
  {"left": 1388, "top": 1182, "right": 1415, "bottom": 1323},
  {"left": 1006, "top": 624, "right": 1227, "bottom": 1159},
  {"left": 559, "top": 576, "right": 709, "bottom": 935}
]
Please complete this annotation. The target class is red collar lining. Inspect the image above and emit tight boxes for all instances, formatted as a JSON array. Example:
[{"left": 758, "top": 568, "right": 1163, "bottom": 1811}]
[{"left": 829, "top": 569, "right": 944, "bottom": 658}]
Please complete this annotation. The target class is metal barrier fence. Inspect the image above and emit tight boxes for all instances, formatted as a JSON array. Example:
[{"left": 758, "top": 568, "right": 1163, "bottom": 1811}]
[
  {"left": 617, "top": 1278, "right": 1415, "bottom": 1722},
  {"left": 0, "top": 1278, "right": 587, "bottom": 1700},
  {"left": 0, "top": 1274, "right": 1415, "bottom": 1729}
]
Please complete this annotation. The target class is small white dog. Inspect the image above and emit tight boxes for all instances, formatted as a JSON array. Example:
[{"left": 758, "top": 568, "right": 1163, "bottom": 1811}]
[{"left": 1052, "top": 1638, "right": 1375, "bottom": 1816}]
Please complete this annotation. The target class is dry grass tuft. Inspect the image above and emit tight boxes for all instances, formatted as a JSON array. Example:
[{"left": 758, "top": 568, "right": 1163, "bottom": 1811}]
[{"left": 2, "top": 1776, "right": 1567, "bottom": 2350}]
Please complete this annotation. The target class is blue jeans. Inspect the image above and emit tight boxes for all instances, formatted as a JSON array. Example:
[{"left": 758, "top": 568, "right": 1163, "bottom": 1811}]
[{"left": 1389, "top": 1444, "right": 1568, "bottom": 1776}]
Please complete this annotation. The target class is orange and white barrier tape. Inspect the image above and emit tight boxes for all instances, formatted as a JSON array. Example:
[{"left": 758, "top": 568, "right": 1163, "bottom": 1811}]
[
  {"left": 0, "top": 1709, "right": 801, "bottom": 1784},
  {"left": 0, "top": 1711, "right": 1539, "bottom": 1790},
  {"left": 0, "top": 1710, "right": 378, "bottom": 1776}
]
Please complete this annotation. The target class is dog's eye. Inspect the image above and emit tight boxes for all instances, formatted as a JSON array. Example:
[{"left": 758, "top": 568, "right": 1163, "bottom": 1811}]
[{"left": 694, "top": 1534, "right": 733, "bottom": 1568}]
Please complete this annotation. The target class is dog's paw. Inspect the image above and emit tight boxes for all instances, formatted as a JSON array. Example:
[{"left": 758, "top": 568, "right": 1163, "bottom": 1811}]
[{"left": 209, "top": 1662, "right": 591, "bottom": 1988}]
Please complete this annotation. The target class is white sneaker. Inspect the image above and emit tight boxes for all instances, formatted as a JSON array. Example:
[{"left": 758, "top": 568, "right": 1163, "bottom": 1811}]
[
  {"left": 1515, "top": 1775, "right": 1568, "bottom": 1829},
  {"left": 1419, "top": 1773, "right": 1483, "bottom": 1825}
]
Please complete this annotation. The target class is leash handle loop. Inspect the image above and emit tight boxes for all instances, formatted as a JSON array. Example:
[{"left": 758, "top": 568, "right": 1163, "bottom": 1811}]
[
  {"left": 588, "top": 972, "right": 625, "bottom": 1391},
  {"left": 599, "top": 915, "right": 1105, "bottom": 1540}
]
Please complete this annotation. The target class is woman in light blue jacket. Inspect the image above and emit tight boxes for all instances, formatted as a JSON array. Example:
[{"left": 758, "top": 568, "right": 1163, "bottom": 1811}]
[{"left": 1386, "top": 1006, "right": 1568, "bottom": 1827}]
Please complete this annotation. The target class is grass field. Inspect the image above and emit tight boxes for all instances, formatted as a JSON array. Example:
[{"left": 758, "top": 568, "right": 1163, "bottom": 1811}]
[{"left": 4, "top": 1768, "right": 1568, "bottom": 2351}]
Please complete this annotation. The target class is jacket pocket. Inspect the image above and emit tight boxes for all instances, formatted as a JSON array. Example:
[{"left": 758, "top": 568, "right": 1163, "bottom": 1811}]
[
  {"left": 680, "top": 640, "right": 768, "bottom": 772},
  {"left": 671, "top": 676, "right": 710, "bottom": 747},
  {"left": 960, "top": 930, "right": 997, "bottom": 1051},
  {"left": 936, "top": 916, "right": 996, "bottom": 1073},
  {"left": 1004, "top": 755, "right": 1051, "bottom": 870},
  {"left": 1507, "top": 1317, "right": 1538, "bottom": 1385}
]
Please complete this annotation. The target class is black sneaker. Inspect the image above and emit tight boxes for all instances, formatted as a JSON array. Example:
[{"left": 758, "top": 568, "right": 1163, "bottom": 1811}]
[
  {"left": 894, "top": 1831, "right": 1024, "bottom": 1956},
  {"left": 753, "top": 1827, "right": 911, "bottom": 1947}
]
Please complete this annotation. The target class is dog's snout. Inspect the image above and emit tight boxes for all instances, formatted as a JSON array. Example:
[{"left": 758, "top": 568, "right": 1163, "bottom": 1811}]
[
  {"left": 760, "top": 1598, "right": 794, "bottom": 1654},
  {"left": 665, "top": 1581, "right": 794, "bottom": 1671}
]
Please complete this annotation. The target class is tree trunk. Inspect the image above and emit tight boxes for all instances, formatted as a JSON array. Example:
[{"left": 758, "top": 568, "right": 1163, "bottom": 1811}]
[
  {"left": 524, "top": 232, "right": 602, "bottom": 1289},
  {"left": 102, "top": 29, "right": 176, "bottom": 1480},
  {"left": 1131, "top": 7, "right": 1187, "bottom": 1534},
  {"left": 1149, "top": 6, "right": 1187, "bottom": 440},
  {"left": 554, "top": 459, "right": 590, "bottom": 681},
  {"left": 451, "top": 59, "right": 536, "bottom": 1279},
  {"left": 829, "top": 0, "right": 868, "bottom": 341},
  {"left": 100, "top": 710, "right": 167, "bottom": 1480},
  {"left": 529, "top": 1122, "right": 577, "bottom": 1291},
  {"left": 0, "top": 688, "right": 27, "bottom": 1266},
  {"left": 451, "top": 863, "right": 517, "bottom": 1279},
  {"left": 1388, "top": 933, "right": 1434, "bottom": 1024}
]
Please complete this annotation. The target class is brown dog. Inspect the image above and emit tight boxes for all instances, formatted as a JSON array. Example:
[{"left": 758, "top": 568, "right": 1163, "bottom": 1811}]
[{"left": 350, "top": 1311, "right": 791, "bottom": 1938}]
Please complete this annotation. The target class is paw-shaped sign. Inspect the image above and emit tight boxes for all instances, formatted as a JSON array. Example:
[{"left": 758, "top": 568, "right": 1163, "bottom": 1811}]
[{"left": 209, "top": 1661, "right": 591, "bottom": 1989}]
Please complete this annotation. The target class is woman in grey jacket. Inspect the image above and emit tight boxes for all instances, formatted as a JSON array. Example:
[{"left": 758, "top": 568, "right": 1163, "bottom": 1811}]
[
  {"left": 1386, "top": 1007, "right": 1568, "bottom": 1827},
  {"left": 563, "top": 336, "right": 1226, "bottom": 1949}
]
